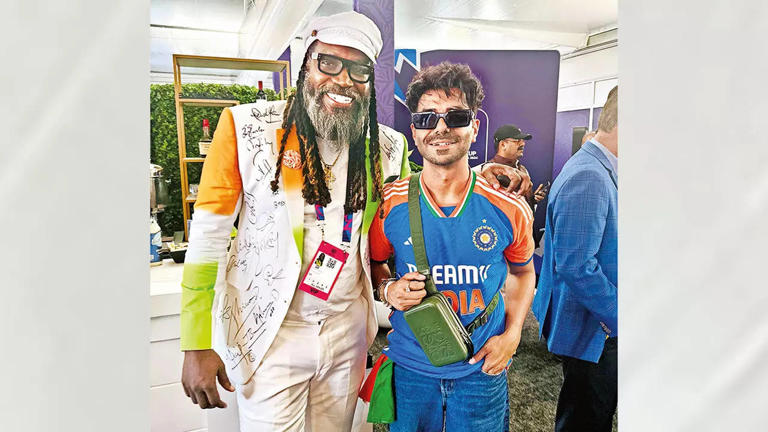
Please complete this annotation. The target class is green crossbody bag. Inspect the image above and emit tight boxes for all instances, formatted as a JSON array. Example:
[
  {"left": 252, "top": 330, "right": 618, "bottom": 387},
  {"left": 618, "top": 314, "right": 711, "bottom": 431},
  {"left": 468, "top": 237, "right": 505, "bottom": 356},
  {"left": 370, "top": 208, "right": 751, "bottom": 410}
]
[{"left": 403, "top": 174, "right": 501, "bottom": 367}]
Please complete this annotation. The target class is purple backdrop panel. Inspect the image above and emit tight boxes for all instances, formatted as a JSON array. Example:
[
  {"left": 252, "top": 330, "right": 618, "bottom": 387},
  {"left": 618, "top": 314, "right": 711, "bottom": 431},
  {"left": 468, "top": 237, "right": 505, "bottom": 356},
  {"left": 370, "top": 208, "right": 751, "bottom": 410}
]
[
  {"left": 592, "top": 106, "right": 603, "bottom": 131},
  {"left": 553, "top": 109, "right": 590, "bottom": 178},
  {"left": 355, "top": 0, "right": 394, "bottom": 128},
  {"left": 273, "top": 46, "right": 290, "bottom": 92}
]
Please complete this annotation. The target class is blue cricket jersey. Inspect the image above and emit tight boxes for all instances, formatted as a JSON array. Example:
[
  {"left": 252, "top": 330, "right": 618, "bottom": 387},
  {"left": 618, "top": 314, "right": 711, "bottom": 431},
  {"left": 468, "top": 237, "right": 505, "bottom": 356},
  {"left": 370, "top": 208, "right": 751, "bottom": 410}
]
[{"left": 369, "top": 172, "right": 534, "bottom": 378}]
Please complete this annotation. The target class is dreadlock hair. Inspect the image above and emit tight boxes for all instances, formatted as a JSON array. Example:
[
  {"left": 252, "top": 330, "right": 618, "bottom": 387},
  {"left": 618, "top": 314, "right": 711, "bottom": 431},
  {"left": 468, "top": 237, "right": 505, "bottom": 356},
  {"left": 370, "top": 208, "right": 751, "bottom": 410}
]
[{"left": 270, "top": 47, "right": 383, "bottom": 213}]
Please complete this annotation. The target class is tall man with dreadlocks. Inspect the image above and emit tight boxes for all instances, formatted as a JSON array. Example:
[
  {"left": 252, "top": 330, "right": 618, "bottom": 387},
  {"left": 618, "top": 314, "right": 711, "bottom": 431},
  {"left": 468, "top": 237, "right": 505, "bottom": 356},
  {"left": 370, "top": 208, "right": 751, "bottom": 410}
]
[
  {"left": 178, "top": 12, "right": 400, "bottom": 431},
  {"left": 179, "top": 11, "right": 530, "bottom": 431}
]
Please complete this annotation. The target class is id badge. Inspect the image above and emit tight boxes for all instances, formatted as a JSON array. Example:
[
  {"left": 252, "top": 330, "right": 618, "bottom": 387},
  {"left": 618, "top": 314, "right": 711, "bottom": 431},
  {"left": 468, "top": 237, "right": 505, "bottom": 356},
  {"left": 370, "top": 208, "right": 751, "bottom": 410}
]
[{"left": 298, "top": 241, "right": 349, "bottom": 301}]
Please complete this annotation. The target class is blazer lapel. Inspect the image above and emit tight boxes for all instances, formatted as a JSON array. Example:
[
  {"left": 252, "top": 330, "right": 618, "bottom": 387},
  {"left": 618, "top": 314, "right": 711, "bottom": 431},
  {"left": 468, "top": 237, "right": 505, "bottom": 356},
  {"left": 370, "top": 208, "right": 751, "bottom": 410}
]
[{"left": 275, "top": 127, "right": 305, "bottom": 255}]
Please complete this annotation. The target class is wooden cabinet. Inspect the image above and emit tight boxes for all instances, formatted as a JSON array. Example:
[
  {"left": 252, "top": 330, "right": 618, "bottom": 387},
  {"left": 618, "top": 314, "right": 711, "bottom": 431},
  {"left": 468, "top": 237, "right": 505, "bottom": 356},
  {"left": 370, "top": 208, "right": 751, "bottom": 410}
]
[{"left": 172, "top": 54, "right": 290, "bottom": 240}]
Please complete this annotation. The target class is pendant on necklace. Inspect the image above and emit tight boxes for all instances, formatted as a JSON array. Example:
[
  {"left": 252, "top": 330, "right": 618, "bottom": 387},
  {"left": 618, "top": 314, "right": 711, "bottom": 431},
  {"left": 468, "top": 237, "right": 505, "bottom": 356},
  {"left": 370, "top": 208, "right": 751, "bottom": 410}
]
[{"left": 324, "top": 165, "right": 336, "bottom": 184}]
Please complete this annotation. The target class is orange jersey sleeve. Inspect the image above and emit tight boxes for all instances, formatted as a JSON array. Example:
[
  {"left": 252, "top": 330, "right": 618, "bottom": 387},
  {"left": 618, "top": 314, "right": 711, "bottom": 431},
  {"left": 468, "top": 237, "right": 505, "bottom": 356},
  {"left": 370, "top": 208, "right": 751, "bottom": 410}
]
[
  {"left": 474, "top": 177, "right": 535, "bottom": 265},
  {"left": 503, "top": 196, "right": 535, "bottom": 265},
  {"left": 369, "top": 178, "right": 410, "bottom": 262},
  {"left": 369, "top": 203, "right": 393, "bottom": 262}
]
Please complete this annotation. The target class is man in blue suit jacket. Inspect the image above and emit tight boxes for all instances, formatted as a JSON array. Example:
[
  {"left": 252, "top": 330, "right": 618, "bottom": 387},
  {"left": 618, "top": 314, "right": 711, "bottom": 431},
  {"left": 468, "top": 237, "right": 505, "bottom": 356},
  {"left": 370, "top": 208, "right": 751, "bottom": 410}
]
[{"left": 532, "top": 86, "right": 618, "bottom": 432}]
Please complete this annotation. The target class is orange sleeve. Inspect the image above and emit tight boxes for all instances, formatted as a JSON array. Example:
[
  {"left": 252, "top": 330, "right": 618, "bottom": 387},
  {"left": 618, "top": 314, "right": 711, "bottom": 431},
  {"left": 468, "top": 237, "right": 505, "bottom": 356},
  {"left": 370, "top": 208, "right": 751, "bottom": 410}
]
[
  {"left": 369, "top": 204, "right": 394, "bottom": 262},
  {"left": 195, "top": 108, "right": 242, "bottom": 216},
  {"left": 503, "top": 198, "right": 535, "bottom": 265}
]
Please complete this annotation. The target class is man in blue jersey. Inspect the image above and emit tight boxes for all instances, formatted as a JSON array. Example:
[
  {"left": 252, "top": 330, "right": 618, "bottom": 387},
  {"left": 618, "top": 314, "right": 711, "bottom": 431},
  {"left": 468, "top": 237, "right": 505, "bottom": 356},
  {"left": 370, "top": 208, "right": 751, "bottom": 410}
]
[{"left": 368, "top": 62, "right": 537, "bottom": 432}]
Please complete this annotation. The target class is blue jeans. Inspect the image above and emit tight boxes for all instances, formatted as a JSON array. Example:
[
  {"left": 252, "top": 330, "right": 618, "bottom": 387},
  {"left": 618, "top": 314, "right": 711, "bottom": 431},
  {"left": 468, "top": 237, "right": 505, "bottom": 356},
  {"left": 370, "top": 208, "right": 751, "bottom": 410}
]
[{"left": 389, "top": 363, "right": 508, "bottom": 432}]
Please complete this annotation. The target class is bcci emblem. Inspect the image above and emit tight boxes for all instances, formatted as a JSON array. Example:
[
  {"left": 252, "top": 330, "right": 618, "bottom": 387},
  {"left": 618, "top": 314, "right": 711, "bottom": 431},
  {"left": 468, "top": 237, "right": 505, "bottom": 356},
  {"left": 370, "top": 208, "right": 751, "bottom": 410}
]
[{"left": 472, "top": 225, "right": 497, "bottom": 251}]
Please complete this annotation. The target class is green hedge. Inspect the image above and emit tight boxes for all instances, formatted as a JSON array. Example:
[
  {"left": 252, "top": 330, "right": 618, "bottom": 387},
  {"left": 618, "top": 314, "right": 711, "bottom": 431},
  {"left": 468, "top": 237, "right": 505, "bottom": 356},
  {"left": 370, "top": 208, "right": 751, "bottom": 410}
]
[{"left": 150, "top": 83, "right": 282, "bottom": 235}]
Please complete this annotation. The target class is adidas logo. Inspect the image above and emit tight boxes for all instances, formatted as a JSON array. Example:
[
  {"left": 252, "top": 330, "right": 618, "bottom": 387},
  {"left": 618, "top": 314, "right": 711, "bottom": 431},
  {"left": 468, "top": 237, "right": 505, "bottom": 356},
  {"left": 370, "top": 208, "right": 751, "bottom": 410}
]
[{"left": 403, "top": 236, "right": 412, "bottom": 246}]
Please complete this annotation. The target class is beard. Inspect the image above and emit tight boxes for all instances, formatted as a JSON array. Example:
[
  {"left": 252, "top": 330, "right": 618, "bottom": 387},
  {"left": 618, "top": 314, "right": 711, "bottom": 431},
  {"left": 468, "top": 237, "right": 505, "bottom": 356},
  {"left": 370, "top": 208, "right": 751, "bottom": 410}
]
[
  {"left": 302, "top": 77, "right": 370, "bottom": 148},
  {"left": 417, "top": 130, "right": 472, "bottom": 167}
]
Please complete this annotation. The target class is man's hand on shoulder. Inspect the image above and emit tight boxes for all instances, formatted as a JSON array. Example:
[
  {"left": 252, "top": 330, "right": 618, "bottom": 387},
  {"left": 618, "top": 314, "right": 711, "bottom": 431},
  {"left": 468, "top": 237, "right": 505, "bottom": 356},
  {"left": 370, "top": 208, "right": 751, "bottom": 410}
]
[
  {"left": 182, "top": 349, "right": 235, "bottom": 409},
  {"left": 477, "top": 163, "right": 533, "bottom": 196}
]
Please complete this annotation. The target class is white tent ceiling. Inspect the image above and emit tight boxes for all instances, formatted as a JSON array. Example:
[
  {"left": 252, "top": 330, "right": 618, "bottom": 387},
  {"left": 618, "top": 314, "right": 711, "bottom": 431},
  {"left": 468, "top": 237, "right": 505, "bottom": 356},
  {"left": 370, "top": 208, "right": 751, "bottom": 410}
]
[
  {"left": 150, "top": 0, "right": 617, "bottom": 84},
  {"left": 396, "top": 0, "right": 616, "bottom": 52},
  {"left": 150, "top": 0, "right": 339, "bottom": 83}
]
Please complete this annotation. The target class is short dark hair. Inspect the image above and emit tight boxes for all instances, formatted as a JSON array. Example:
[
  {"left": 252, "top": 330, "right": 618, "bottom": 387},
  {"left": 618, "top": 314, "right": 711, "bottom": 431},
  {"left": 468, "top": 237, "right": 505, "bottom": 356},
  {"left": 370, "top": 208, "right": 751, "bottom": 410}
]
[{"left": 405, "top": 62, "right": 485, "bottom": 113}]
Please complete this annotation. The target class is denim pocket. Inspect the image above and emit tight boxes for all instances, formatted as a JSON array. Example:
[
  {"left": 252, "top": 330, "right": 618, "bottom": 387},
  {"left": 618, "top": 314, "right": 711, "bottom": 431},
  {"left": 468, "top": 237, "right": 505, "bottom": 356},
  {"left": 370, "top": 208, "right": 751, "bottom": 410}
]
[{"left": 480, "top": 368, "right": 507, "bottom": 377}]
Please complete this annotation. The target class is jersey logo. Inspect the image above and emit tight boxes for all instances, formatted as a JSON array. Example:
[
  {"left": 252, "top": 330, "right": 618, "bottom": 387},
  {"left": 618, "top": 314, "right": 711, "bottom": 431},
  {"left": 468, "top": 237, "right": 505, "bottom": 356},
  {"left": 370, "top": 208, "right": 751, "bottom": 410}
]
[
  {"left": 472, "top": 225, "right": 497, "bottom": 251},
  {"left": 405, "top": 263, "right": 490, "bottom": 284},
  {"left": 443, "top": 289, "right": 486, "bottom": 315},
  {"left": 403, "top": 236, "right": 412, "bottom": 246}
]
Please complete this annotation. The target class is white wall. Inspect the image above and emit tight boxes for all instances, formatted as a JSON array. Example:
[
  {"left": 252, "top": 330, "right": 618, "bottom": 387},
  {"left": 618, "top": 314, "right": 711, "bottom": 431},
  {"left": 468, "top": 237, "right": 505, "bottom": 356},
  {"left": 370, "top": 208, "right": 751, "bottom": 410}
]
[
  {"left": 557, "top": 45, "right": 618, "bottom": 111},
  {"left": 559, "top": 45, "right": 618, "bottom": 87},
  {"left": 290, "top": 37, "right": 305, "bottom": 87}
]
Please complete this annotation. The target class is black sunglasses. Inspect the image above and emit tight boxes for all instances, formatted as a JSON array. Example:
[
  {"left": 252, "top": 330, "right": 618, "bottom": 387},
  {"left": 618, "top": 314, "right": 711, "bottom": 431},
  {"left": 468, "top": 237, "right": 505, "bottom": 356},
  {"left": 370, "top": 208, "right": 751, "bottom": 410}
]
[
  {"left": 411, "top": 109, "right": 474, "bottom": 129},
  {"left": 310, "top": 52, "right": 373, "bottom": 84}
]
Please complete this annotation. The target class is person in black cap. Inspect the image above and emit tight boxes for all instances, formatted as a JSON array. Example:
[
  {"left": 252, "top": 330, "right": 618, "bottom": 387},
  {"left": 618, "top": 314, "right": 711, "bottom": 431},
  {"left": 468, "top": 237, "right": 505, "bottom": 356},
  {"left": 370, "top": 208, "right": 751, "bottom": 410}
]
[{"left": 488, "top": 124, "right": 548, "bottom": 209}]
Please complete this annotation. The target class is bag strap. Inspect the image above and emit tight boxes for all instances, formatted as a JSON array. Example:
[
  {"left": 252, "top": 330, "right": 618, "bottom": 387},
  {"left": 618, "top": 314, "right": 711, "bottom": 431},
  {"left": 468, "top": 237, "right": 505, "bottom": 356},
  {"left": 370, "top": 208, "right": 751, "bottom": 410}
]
[
  {"left": 407, "top": 173, "right": 501, "bottom": 333},
  {"left": 408, "top": 173, "right": 501, "bottom": 334},
  {"left": 465, "top": 290, "right": 501, "bottom": 334},
  {"left": 408, "top": 173, "right": 438, "bottom": 296}
]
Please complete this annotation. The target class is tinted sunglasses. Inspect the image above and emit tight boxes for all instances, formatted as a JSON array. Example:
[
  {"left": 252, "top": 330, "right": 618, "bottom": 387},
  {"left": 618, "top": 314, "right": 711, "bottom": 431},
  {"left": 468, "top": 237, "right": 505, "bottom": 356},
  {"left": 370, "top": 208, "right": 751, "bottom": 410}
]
[
  {"left": 310, "top": 52, "right": 373, "bottom": 84},
  {"left": 411, "top": 109, "right": 474, "bottom": 129}
]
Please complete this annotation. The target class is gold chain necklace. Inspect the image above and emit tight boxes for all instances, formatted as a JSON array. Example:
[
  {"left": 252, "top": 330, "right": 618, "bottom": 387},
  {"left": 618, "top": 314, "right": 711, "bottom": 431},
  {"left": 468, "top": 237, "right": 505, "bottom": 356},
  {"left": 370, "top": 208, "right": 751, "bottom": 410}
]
[{"left": 320, "top": 149, "right": 343, "bottom": 185}]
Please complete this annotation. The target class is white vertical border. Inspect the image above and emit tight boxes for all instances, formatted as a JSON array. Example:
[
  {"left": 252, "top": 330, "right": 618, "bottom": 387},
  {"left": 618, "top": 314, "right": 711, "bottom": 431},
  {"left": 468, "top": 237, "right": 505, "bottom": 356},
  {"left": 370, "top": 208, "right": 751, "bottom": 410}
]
[
  {"left": 0, "top": 1, "right": 150, "bottom": 430},
  {"left": 621, "top": 1, "right": 768, "bottom": 431}
]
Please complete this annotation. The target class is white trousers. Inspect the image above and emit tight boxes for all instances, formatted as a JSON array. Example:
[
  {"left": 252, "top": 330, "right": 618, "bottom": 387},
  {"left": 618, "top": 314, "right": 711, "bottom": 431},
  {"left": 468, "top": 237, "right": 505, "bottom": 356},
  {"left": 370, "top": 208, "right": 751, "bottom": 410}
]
[{"left": 236, "top": 296, "right": 368, "bottom": 432}]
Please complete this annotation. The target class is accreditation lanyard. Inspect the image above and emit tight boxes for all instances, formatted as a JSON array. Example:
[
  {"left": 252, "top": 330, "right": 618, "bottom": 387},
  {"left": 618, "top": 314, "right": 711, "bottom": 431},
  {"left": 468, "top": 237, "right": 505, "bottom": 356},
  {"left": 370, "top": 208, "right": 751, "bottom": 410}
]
[
  {"left": 314, "top": 204, "right": 353, "bottom": 248},
  {"left": 297, "top": 205, "right": 353, "bottom": 301}
]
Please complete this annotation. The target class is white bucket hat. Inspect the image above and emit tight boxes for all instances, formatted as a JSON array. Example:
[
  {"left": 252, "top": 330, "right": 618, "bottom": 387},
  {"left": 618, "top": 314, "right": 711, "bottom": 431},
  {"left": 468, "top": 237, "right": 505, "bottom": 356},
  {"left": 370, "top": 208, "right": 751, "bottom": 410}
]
[{"left": 303, "top": 11, "right": 383, "bottom": 64}]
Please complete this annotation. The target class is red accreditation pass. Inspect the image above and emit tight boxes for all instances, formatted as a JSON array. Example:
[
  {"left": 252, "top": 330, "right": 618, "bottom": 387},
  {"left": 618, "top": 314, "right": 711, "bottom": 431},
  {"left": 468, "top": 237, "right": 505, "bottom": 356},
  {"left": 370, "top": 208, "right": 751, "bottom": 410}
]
[{"left": 298, "top": 240, "right": 349, "bottom": 301}]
